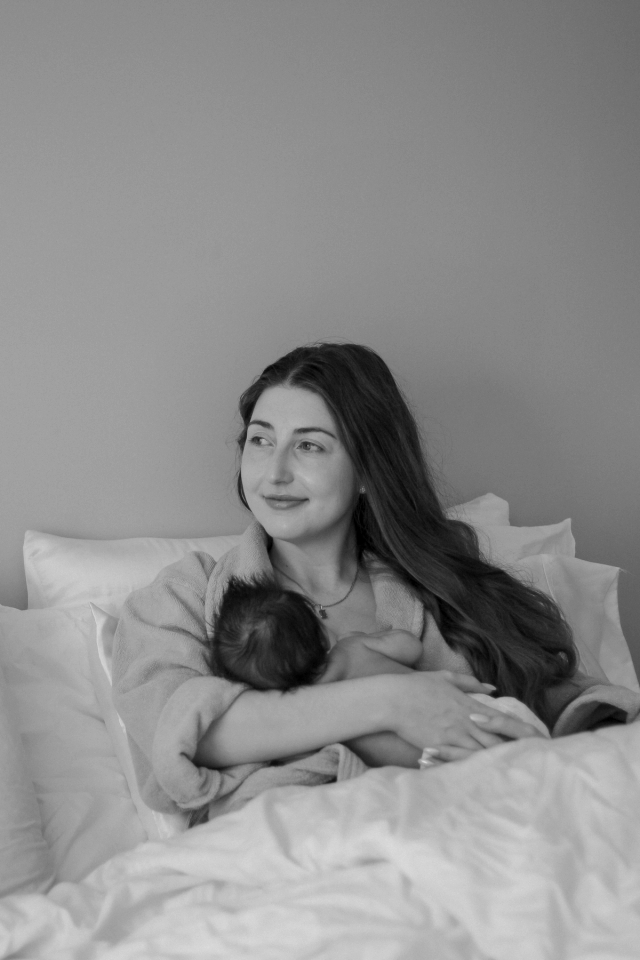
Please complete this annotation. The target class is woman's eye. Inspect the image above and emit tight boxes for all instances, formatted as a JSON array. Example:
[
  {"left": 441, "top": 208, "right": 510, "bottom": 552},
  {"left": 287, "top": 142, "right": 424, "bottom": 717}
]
[
  {"left": 248, "top": 435, "right": 269, "bottom": 446},
  {"left": 298, "top": 440, "right": 323, "bottom": 452}
]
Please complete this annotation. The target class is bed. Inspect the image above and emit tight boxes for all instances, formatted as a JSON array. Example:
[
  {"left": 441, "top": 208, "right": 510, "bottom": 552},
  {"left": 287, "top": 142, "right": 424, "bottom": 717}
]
[{"left": 1, "top": 493, "right": 639, "bottom": 959}]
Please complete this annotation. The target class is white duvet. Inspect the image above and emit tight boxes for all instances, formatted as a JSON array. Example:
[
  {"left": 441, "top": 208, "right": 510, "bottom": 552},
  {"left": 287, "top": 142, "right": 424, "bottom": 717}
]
[{"left": 1, "top": 722, "right": 639, "bottom": 960}]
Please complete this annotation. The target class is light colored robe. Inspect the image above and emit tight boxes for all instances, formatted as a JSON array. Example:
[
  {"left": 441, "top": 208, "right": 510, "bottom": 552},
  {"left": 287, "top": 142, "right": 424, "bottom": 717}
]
[{"left": 112, "top": 522, "right": 640, "bottom": 816}]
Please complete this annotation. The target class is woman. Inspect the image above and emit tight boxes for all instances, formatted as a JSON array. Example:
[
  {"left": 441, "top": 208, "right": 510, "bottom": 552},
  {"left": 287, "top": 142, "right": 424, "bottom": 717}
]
[{"left": 112, "top": 343, "right": 640, "bottom": 818}]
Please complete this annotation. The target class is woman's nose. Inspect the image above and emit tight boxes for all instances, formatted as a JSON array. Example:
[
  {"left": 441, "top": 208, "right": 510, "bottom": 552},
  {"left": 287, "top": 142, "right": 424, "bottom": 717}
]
[{"left": 267, "top": 446, "right": 294, "bottom": 483}]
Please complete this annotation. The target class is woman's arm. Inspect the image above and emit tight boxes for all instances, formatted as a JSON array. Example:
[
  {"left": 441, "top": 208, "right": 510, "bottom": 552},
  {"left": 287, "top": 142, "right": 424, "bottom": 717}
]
[
  {"left": 195, "top": 675, "right": 392, "bottom": 766},
  {"left": 312, "top": 630, "right": 531, "bottom": 767},
  {"left": 194, "top": 670, "right": 532, "bottom": 768},
  {"left": 115, "top": 557, "right": 547, "bottom": 806}
]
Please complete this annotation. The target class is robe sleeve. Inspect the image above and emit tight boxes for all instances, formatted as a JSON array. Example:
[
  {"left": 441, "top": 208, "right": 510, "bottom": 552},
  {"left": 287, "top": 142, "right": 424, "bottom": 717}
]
[{"left": 112, "top": 552, "right": 261, "bottom": 812}]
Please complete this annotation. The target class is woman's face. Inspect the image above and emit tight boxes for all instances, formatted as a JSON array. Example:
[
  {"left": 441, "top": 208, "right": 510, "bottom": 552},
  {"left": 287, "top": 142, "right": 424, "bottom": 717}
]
[{"left": 240, "top": 386, "right": 359, "bottom": 548}]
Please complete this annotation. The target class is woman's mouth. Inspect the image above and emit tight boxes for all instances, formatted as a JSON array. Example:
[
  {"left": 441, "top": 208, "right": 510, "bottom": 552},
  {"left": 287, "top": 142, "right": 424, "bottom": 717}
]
[{"left": 263, "top": 496, "right": 307, "bottom": 510}]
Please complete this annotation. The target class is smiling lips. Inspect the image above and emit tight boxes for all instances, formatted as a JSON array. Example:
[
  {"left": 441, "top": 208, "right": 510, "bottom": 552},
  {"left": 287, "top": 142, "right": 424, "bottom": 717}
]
[{"left": 263, "top": 495, "right": 307, "bottom": 509}]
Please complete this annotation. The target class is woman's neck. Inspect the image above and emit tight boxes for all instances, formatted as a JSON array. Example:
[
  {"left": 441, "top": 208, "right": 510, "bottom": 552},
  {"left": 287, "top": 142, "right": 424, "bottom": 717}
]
[{"left": 269, "top": 529, "right": 359, "bottom": 598}]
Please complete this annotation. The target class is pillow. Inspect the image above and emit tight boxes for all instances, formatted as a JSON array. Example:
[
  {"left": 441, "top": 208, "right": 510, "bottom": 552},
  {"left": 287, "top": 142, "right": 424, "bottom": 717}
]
[
  {"left": 0, "top": 604, "right": 149, "bottom": 882},
  {"left": 24, "top": 531, "right": 243, "bottom": 611},
  {"left": 510, "top": 554, "right": 639, "bottom": 692},
  {"left": 0, "top": 656, "right": 54, "bottom": 897},
  {"left": 23, "top": 494, "right": 574, "bottom": 613},
  {"left": 447, "top": 492, "right": 510, "bottom": 525},
  {"left": 475, "top": 519, "right": 574, "bottom": 566}
]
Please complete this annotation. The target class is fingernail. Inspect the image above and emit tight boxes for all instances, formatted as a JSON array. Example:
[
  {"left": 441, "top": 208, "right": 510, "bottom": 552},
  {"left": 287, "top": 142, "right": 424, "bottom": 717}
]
[
  {"left": 481, "top": 683, "right": 497, "bottom": 691},
  {"left": 469, "top": 713, "right": 491, "bottom": 723},
  {"left": 421, "top": 747, "right": 439, "bottom": 756}
]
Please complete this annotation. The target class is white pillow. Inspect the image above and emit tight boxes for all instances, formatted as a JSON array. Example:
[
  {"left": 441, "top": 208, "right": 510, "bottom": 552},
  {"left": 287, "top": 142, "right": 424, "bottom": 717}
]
[
  {"left": 23, "top": 494, "right": 574, "bottom": 613},
  {"left": 510, "top": 554, "right": 639, "bottom": 692},
  {"left": 0, "top": 604, "right": 149, "bottom": 881},
  {"left": 24, "top": 531, "right": 243, "bottom": 611},
  {"left": 0, "top": 657, "right": 54, "bottom": 897},
  {"left": 447, "top": 492, "right": 510, "bottom": 525},
  {"left": 475, "top": 519, "right": 574, "bottom": 565}
]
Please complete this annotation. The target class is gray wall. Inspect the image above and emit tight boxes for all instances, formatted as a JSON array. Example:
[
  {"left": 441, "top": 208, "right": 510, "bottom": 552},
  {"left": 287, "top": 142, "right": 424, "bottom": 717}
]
[{"left": 2, "top": 1, "right": 639, "bottom": 670}]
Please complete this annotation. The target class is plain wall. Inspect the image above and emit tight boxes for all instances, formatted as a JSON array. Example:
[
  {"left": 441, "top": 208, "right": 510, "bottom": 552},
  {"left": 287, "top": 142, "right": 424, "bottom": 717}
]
[{"left": 2, "top": 1, "right": 639, "bottom": 670}]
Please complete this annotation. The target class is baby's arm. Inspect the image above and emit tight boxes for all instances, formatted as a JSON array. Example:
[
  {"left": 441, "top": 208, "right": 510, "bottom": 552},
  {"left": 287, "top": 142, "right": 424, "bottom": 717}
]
[
  {"left": 320, "top": 630, "right": 422, "bottom": 684},
  {"left": 358, "top": 631, "right": 423, "bottom": 666}
]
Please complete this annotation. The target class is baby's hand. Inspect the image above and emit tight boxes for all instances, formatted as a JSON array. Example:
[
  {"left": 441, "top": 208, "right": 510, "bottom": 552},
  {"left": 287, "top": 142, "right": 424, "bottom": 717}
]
[
  {"left": 320, "top": 629, "right": 421, "bottom": 683},
  {"left": 354, "top": 629, "right": 423, "bottom": 667}
]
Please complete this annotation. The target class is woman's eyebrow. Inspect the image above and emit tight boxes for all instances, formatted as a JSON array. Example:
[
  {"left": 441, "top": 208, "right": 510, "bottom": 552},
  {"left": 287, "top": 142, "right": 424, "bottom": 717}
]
[
  {"left": 247, "top": 420, "right": 336, "bottom": 439},
  {"left": 293, "top": 427, "right": 336, "bottom": 438}
]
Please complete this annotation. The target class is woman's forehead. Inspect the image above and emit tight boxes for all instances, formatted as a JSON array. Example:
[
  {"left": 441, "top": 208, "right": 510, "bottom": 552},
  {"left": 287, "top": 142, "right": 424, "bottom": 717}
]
[{"left": 250, "top": 386, "right": 337, "bottom": 432}]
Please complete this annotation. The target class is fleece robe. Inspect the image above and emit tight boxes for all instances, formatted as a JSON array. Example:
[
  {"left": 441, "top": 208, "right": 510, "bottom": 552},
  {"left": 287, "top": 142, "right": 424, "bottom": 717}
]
[{"left": 112, "top": 522, "right": 640, "bottom": 816}]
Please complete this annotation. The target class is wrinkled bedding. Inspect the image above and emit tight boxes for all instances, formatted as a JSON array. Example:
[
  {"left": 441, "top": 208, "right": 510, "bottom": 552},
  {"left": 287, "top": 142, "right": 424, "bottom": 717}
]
[{"left": 2, "top": 722, "right": 639, "bottom": 960}]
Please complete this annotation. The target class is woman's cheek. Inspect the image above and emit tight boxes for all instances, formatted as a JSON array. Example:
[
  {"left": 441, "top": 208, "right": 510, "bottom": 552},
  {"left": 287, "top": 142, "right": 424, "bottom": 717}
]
[{"left": 240, "top": 458, "right": 260, "bottom": 503}]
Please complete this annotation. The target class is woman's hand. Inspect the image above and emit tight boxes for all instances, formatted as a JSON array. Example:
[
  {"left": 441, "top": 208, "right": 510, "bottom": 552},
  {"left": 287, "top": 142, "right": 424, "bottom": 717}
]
[
  {"left": 428, "top": 707, "right": 546, "bottom": 764},
  {"left": 380, "top": 670, "right": 545, "bottom": 758},
  {"left": 195, "top": 668, "right": 543, "bottom": 770}
]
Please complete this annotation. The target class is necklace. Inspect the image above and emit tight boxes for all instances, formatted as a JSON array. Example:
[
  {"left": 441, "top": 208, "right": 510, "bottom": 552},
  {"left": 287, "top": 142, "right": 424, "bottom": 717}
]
[{"left": 271, "top": 562, "right": 360, "bottom": 619}]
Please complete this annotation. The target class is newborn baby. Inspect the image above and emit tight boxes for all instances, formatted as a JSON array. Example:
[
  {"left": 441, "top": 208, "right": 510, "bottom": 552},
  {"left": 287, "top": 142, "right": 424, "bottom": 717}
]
[{"left": 210, "top": 575, "right": 549, "bottom": 737}]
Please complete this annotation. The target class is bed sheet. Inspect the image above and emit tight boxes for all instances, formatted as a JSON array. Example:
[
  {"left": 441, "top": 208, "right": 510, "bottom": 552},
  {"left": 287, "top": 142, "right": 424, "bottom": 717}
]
[{"left": 1, "top": 721, "right": 638, "bottom": 960}]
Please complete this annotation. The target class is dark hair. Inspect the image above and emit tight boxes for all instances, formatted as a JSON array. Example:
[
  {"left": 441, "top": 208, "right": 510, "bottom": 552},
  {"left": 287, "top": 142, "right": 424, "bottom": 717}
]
[
  {"left": 235, "top": 342, "right": 577, "bottom": 724},
  {"left": 210, "top": 575, "right": 329, "bottom": 691}
]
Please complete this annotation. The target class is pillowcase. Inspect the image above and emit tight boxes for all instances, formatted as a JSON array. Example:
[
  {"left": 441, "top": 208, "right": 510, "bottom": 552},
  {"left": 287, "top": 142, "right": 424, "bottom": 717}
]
[
  {"left": 0, "top": 656, "right": 54, "bottom": 897},
  {"left": 24, "top": 531, "right": 243, "bottom": 611},
  {"left": 474, "top": 519, "right": 574, "bottom": 566},
  {"left": 510, "top": 554, "right": 639, "bottom": 692},
  {"left": 449, "top": 493, "right": 576, "bottom": 563},
  {"left": 447, "top": 492, "right": 510, "bottom": 525},
  {"left": 0, "top": 604, "right": 149, "bottom": 881},
  {"left": 24, "top": 494, "right": 574, "bottom": 613}
]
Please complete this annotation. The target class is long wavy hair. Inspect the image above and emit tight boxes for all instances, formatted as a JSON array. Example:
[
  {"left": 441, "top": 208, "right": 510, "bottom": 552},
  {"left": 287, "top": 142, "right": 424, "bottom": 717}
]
[{"left": 236, "top": 342, "right": 577, "bottom": 724}]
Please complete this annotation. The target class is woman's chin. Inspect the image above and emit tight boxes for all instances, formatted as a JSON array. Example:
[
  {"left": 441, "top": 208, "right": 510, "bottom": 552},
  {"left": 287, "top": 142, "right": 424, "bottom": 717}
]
[
  {"left": 262, "top": 522, "right": 310, "bottom": 545},
  {"left": 250, "top": 507, "right": 309, "bottom": 542}
]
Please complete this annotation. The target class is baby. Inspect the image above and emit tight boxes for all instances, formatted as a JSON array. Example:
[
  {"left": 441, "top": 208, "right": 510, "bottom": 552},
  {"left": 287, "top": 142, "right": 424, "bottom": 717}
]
[{"left": 210, "top": 575, "right": 549, "bottom": 738}]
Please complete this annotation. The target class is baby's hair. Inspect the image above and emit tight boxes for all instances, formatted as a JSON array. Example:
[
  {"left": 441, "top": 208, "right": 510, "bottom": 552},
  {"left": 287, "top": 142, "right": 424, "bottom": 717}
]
[{"left": 210, "top": 575, "right": 329, "bottom": 691}]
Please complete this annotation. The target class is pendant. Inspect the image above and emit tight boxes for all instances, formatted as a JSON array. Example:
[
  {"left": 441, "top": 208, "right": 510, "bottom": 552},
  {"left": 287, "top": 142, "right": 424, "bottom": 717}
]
[{"left": 317, "top": 606, "right": 328, "bottom": 619}]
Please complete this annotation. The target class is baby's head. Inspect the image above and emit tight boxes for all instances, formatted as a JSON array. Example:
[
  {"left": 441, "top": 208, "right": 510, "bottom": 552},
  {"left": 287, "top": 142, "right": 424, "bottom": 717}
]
[{"left": 210, "top": 575, "right": 330, "bottom": 691}]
